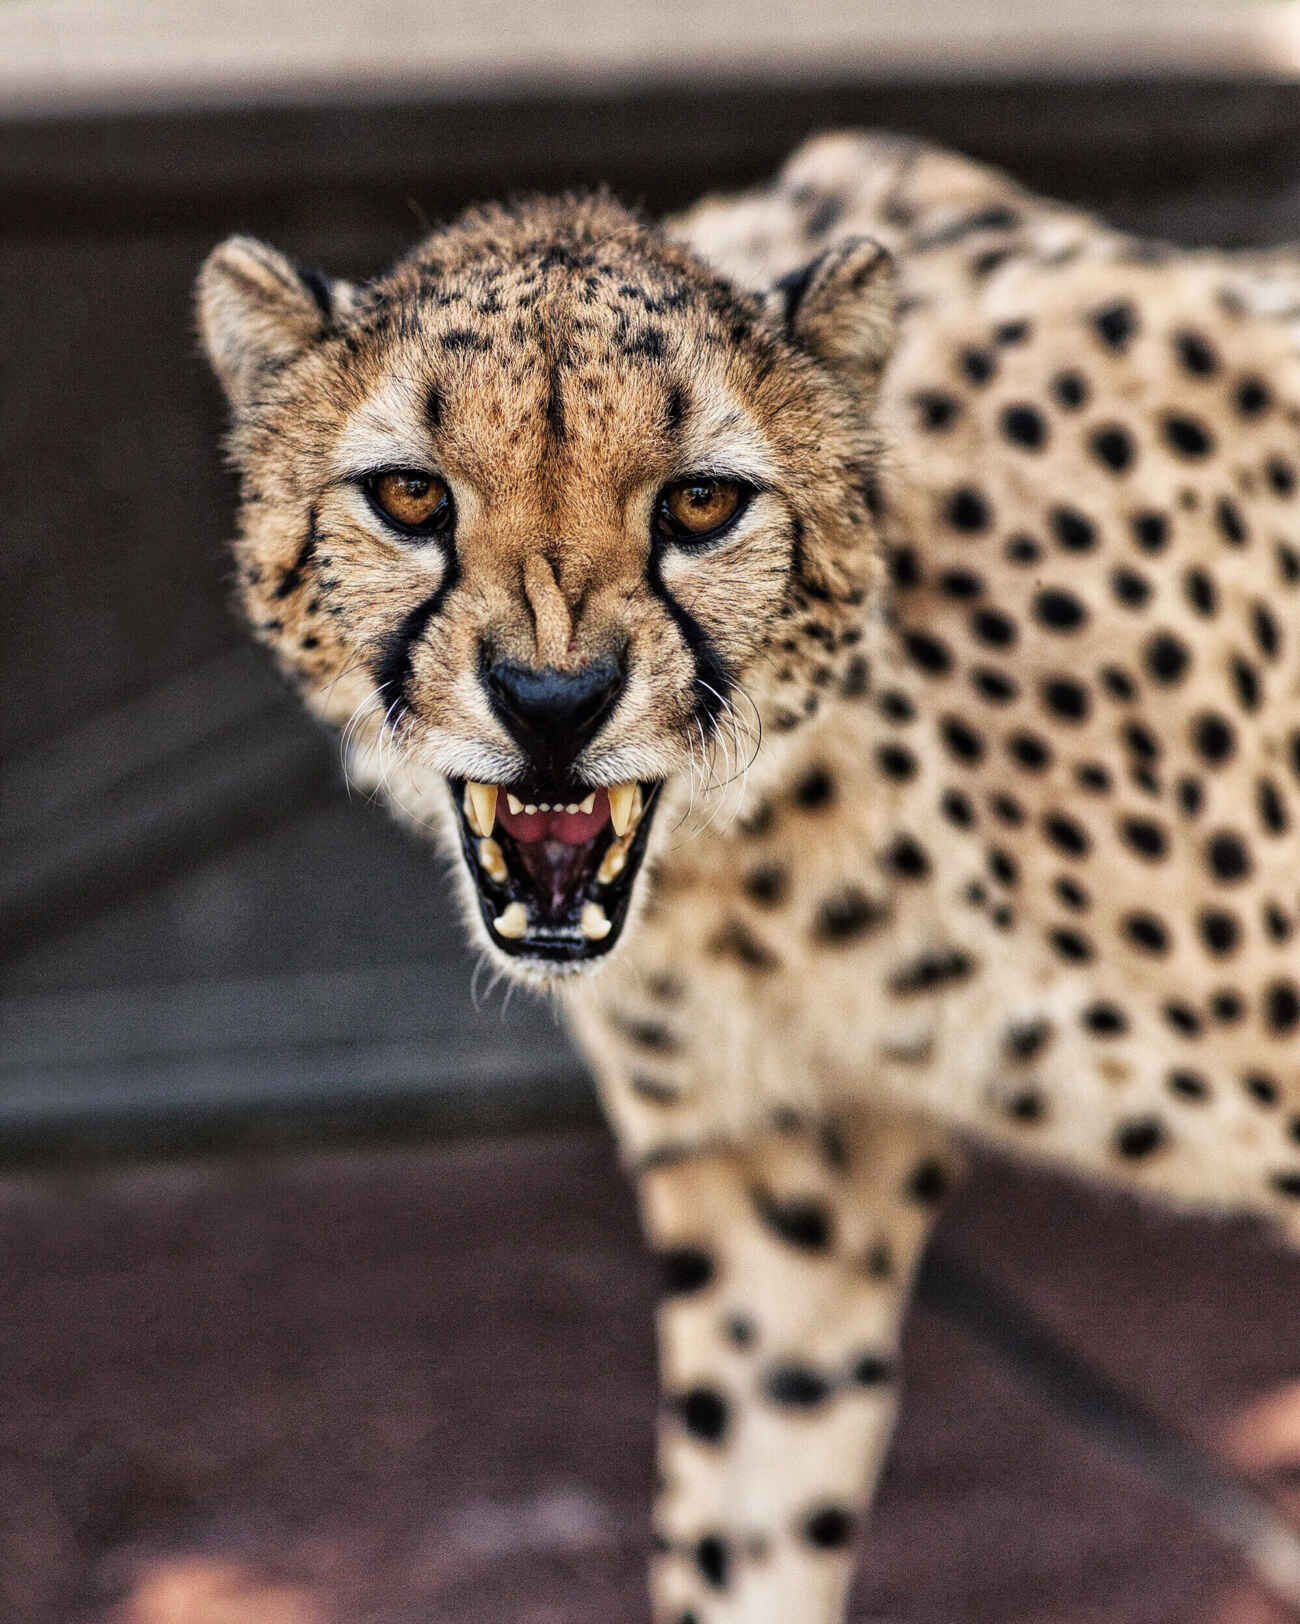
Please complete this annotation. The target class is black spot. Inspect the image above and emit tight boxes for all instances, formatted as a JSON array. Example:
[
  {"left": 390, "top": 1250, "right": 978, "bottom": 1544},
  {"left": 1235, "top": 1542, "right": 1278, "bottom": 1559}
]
[
  {"left": 1121, "top": 816, "right": 1168, "bottom": 860},
  {"left": 1198, "top": 910, "right": 1240, "bottom": 956},
  {"left": 876, "top": 743, "right": 918, "bottom": 781},
  {"left": 1034, "top": 588, "right": 1088, "bottom": 632},
  {"left": 1124, "top": 913, "right": 1170, "bottom": 954},
  {"left": 889, "top": 951, "right": 974, "bottom": 997},
  {"left": 710, "top": 920, "right": 779, "bottom": 972},
  {"left": 1005, "top": 1019, "right": 1052, "bottom": 1061},
  {"left": 941, "top": 789, "right": 975, "bottom": 827},
  {"left": 995, "top": 319, "right": 1032, "bottom": 345},
  {"left": 1041, "top": 677, "right": 1090, "bottom": 723},
  {"left": 1168, "top": 1069, "right": 1209, "bottom": 1101},
  {"left": 1082, "top": 1002, "right": 1127, "bottom": 1036},
  {"left": 440, "top": 325, "right": 492, "bottom": 353},
  {"left": 1090, "top": 424, "right": 1136, "bottom": 473},
  {"left": 887, "top": 546, "right": 922, "bottom": 589},
  {"left": 972, "top": 667, "right": 1018, "bottom": 704},
  {"left": 1164, "top": 1003, "right": 1202, "bottom": 1036},
  {"left": 678, "top": 1387, "right": 729, "bottom": 1443},
  {"left": 1050, "top": 928, "right": 1094, "bottom": 963},
  {"left": 725, "top": 1314, "right": 757, "bottom": 1348},
  {"left": 1009, "top": 732, "right": 1051, "bottom": 771},
  {"left": 695, "top": 1535, "right": 729, "bottom": 1589},
  {"left": 795, "top": 766, "right": 834, "bottom": 809},
  {"left": 1268, "top": 457, "right": 1296, "bottom": 497},
  {"left": 1184, "top": 568, "right": 1218, "bottom": 616},
  {"left": 945, "top": 487, "right": 992, "bottom": 532},
  {"left": 1271, "top": 1172, "right": 1300, "bottom": 1200},
  {"left": 988, "top": 847, "right": 1018, "bottom": 886},
  {"left": 971, "top": 607, "right": 1017, "bottom": 647},
  {"left": 1213, "top": 991, "right": 1245, "bottom": 1025},
  {"left": 1177, "top": 776, "right": 1204, "bottom": 815},
  {"left": 1054, "top": 875, "right": 1089, "bottom": 910},
  {"left": 906, "top": 1159, "right": 950, "bottom": 1204},
  {"left": 1244, "top": 1072, "right": 1278, "bottom": 1105},
  {"left": 765, "top": 1364, "right": 831, "bottom": 1407},
  {"left": 1110, "top": 567, "right": 1152, "bottom": 609},
  {"left": 1005, "top": 533, "right": 1041, "bottom": 565},
  {"left": 1235, "top": 376, "right": 1272, "bottom": 416},
  {"left": 1215, "top": 497, "right": 1248, "bottom": 546},
  {"left": 618, "top": 1017, "right": 679, "bottom": 1053},
  {"left": 803, "top": 1507, "right": 856, "bottom": 1550},
  {"left": 814, "top": 887, "right": 887, "bottom": 944},
  {"left": 1123, "top": 720, "right": 1161, "bottom": 760},
  {"left": 1051, "top": 370, "right": 1089, "bottom": 409},
  {"left": 1144, "top": 632, "right": 1191, "bottom": 684},
  {"left": 1091, "top": 300, "right": 1140, "bottom": 352},
  {"left": 1051, "top": 507, "right": 1097, "bottom": 552},
  {"left": 1253, "top": 603, "right": 1281, "bottom": 660},
  {"left": 960, "top": 348, "right": 996, "bottom": 385},
  {"left": 1174, "top": 329, "right": 1218, "bottom": 375},
  {"left": 1043, "top": 812, "right": 1089, "bottom": 857},
  {"left": 1163, "top": 414, "right": 1214, "bottom": 458},
  {"left": 1206, "top": 830, "right": 1251, "bottom": 883},
  {"left": 1257, "top": 777, "right": 1289, "bottom": 836},
  {"left": 1266, "top": 980, "right": 1300, "bottom": 1034},
  {"left": 1232, "top": 656, "right": 1262, "bottom": 712},
  {"left": 1077, "top": 762, "right": 1112, "bottom": 793},
  {"left": 1131, "top": 511, "right": 1169, "bottom": 552},
  {"left": 941, "top": 716, "right": 985, "bottom": 763},
  {"left": 914, "top": 390, "right": 961, "bottom": 430},
  {"left": 884, "top": 835, "right": 930, "bottom": 880},
  {"left": 878, "top": 688, "right": 915, "bottom": 723},
  {"left": 849, "top": 1353, "right": 894, "bottom": 1386},
  {"left": 1001, "top": 404, "right": 1048, "bottom": 449},
  {"left": 744, "top": 864, "right": 788, "bottom": 906},
  {"left": 937, "top": 567, "right": 984, "bottom": 599},
  {"left": 661, "top": 1248, "right": 714, "bottom": 1295},
  {"left": 903, "top": 630, "right": 953, "bottom": 675},
  {"left": 1115, "top": 1118, "right": 1166, "bottom": 1159},
  {"left": 753, "top": 1188, "right": 832, "bottom": 1250}
]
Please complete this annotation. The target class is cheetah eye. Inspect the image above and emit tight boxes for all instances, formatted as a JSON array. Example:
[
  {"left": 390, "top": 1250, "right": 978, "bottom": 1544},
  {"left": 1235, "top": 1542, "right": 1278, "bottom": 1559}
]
[
  {"left": 365, "top": 468, "right": 454, "bottom": 537},
  {"left": 655, "top": 477, "right": 749, "bottom": 546}
]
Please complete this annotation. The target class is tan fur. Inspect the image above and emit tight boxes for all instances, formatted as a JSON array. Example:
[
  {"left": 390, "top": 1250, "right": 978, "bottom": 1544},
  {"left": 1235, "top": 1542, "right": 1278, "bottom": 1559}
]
[{"left": 198, "top": 134, "right": 1300, "bottom": 1619}]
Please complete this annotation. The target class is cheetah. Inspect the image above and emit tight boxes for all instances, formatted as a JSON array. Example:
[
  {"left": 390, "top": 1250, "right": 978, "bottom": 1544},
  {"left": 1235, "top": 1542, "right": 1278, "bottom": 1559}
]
[{"left": 197, "top": 131, "right": 1300, "bottom": 1619}]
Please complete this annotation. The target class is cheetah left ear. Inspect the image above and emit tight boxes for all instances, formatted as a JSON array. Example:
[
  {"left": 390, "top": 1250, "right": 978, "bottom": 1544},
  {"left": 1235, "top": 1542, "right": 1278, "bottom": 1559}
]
[{"left": 769, "top": 236, "right": 896, "bottom": 385}]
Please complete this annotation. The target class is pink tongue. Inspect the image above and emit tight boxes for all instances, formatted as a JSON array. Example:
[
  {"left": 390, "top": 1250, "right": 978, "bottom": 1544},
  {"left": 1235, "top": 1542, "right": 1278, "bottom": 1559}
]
[{"left": 497, "top": 789, "right": 611, "bottom": 846}]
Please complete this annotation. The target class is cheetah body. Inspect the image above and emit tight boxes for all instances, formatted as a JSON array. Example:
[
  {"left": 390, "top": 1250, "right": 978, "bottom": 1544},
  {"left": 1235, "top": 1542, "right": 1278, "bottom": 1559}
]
[{"left": 198, "top": 132, "right": 1300, "bottom": 1621}]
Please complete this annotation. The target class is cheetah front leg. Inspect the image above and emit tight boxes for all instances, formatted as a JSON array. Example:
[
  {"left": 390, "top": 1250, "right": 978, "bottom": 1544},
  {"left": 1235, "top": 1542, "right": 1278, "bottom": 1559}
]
[{"left": 637, "top": 1107, "right": 956, "bottom": 1624}]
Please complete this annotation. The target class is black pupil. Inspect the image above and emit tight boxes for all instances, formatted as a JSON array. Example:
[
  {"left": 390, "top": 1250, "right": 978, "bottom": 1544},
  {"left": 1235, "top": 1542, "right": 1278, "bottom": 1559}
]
[{"left": 687, "top": 484, "right": 715, "bottom": 508}]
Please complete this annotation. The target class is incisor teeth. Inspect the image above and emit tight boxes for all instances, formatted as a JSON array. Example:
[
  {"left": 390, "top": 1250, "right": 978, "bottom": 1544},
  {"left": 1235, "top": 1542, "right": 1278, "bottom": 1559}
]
[
  {"left": 580, "top": 901, "right": 612, "bottom": 940},
  {"left": 464, "top": 782, "right": 498, "bottom": 838},
  {"left": 507, "top": 793, "right": 524, "bottom": 815},
  {"left": 524, "top": 803, "right": 538, "bottom": 816},
  {"left": 565, "top": 803, "right": 579, "bottom": 815},
  {"left": 478, "top": 837, "right": 507, "bottom": 884},
  {"left": 493, "top": 901, "right": 528, "bottom": 939},
  {"left": 608, "top": 781, "right": 638, "bottom": 837}
]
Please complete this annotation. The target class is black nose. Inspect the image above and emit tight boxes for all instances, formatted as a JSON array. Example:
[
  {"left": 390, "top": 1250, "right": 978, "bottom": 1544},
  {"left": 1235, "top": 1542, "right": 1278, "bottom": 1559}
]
[{"left": 484, "top": 656, "right": 624, "bottom": 777}]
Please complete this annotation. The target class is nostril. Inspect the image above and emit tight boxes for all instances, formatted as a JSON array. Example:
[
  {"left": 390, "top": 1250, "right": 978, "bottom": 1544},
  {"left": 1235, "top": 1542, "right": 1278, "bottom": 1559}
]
[{"left": 485, "top": 656, "right": 624, "bottom": 768}]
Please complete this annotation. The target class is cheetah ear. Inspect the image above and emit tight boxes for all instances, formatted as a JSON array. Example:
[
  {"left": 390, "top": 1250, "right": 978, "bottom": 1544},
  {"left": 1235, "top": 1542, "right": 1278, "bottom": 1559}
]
[
  {"left": 769, "top": 236, "right": 896, "bottom": 385},
  {"left": 196, "top": 235, "right": 359, "bottom": 412}
]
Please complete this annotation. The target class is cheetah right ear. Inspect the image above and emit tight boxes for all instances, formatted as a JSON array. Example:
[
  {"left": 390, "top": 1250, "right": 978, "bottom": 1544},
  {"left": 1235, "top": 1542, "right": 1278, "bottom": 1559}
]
[
  {"left": 769, "top": 236, "right": 897, "bottom": 388},
  {"left": 196, "top": 235, "right": 359, "bottom": 412}
]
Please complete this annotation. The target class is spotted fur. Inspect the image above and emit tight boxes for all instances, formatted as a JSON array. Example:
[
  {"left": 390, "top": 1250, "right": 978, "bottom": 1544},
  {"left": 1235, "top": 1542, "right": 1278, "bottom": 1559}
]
[{"left": 198, "top": 132, "right": 1300, "bottom": 1619}]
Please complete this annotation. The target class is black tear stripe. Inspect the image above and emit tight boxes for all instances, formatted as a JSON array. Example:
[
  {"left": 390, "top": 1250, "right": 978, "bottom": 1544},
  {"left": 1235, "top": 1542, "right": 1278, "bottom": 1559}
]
[
  {"left": 646, "top": 545, "right": 731, "bottom": 729},
  {"left": 426, "top": 382, "right": 444, "bottom": 431},
  {"left": 370, "top": 551, "right": 461, "bottom": 726},
  {"left": 274, "top": 510, "right": 320, "bottom": 599}
]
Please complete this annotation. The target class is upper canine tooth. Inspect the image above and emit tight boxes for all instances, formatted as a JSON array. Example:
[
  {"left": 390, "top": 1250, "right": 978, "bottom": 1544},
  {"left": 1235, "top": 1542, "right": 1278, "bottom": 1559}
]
[
  {"left": 580, "top": 900, "right": 612, "bottom": 940},
  {"left": 465, "top": 782, "right": 498, "bottom": 837},
  {"left": 507, "top": 793, "right": 524, "bottom": 815},
  {"left": 608, "top": 781, "right": 637, "bottom": 837},
  {"left": 493, "top": 901, "right": 528, "bottom": 939}
]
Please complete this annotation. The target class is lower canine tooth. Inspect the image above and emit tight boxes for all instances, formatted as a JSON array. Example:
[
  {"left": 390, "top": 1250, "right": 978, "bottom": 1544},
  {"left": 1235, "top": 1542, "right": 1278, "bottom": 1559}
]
[
  {"left": 597, "top": 840, "right": 628, "bottom": 884},
  {"left": 464, "top": 782, "right": 498, "bottom": 838},
  {"left": 608, "top": 781, "right": 637, "bottom": 837},
  {"left": 478, "top": 837, "right": 507, "bottom": 884},
  {"left": 580, "top": 901, "right": 612, "bottom": 940},
  {"left": 493, "top": 901, "right": 528, "bottom": 939}
]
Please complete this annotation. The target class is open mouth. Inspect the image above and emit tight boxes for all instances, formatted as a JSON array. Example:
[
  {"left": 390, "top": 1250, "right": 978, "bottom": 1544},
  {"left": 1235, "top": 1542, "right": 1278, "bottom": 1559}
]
[{"left": 449, "top": 777, "right": 662, "bottom": 963}]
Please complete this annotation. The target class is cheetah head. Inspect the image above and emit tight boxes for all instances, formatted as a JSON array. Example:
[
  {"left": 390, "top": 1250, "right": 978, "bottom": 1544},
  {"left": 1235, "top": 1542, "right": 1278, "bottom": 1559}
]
[{"left": 198, "top": 193, "right": 893, "bottom": 982}]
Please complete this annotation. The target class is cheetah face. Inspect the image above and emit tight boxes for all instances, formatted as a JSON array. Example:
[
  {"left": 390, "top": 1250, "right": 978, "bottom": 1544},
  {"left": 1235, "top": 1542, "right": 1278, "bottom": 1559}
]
[{"left": 198, "top": 197, "right": 894, "bottom": 980}]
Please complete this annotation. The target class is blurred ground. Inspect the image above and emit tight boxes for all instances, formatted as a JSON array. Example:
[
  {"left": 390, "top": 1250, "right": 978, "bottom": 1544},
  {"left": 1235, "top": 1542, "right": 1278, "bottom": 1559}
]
[{"left": 1, "top": 1129, "right": 1297, "bottom": 1624}]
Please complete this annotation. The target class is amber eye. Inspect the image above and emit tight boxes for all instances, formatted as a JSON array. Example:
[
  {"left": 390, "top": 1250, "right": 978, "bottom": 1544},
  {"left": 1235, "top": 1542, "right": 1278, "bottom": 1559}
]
[
  {"left": 658, "top": 477, "right": 748, "bottom": 544},
  {"left": 367, "top": 469, "right": 453, "bottom": 535}
]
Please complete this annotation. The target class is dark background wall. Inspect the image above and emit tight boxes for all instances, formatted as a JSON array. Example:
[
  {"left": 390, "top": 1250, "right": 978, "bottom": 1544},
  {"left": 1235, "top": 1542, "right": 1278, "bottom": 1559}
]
[{"left": 7, "top": 77, "right": 1300, "bottom": 1152}]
